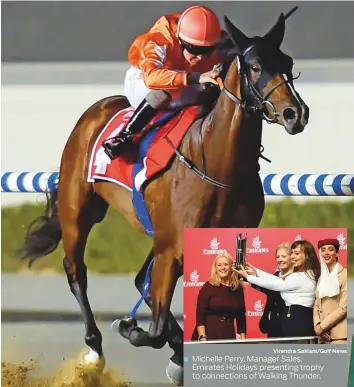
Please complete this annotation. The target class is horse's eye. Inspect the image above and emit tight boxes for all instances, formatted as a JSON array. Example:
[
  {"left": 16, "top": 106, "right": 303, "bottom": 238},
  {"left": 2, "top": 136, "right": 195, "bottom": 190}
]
[{"left": 251, "top": 64, "right": 261, "bottom": 72}]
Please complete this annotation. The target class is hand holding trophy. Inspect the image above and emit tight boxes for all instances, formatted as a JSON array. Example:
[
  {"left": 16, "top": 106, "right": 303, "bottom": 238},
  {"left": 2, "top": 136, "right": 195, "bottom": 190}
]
[{"left": 233, "top": 233, "right": 248, "bottom": 280}]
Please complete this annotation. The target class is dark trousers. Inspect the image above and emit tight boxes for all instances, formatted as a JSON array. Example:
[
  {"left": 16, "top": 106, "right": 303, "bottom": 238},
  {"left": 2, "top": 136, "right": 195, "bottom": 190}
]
[{"left": 280, "top": 305, "right": 315, "bottom": 337}]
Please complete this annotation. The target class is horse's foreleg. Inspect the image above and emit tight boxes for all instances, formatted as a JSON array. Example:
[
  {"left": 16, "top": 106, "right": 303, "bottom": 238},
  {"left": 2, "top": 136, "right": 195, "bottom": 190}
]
[
  {"left": 135, "top": 250, "right": 183, "bottom": 385},
  {"left": 121, "top": 249, "right": 180, "bottom": 348},
  {"left": 134, "top": 251, "right": 183, "bottom": 350},
  {"left": 148, "top": 250, "right": 181, "bottom": 340},
  {"left": 119, "top": 251, "right": 183, "bottom": 346}
]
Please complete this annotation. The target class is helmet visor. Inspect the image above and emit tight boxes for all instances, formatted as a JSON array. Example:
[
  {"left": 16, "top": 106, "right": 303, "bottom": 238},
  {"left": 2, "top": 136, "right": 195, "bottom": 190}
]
[{"left": 180, "top": 39, "right": 216, "bottom": 56}]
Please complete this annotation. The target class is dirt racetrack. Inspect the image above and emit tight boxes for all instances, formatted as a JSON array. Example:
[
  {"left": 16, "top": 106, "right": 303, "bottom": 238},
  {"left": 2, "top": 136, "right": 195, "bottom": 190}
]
[
  {"left": 2, "top": 318, "right": 353, "bottom": 386},
  {"left": 2, "top": 321, "right": 176, "bottom": 387},
  {"left": 1, "top": 359, "right": 131, "bottom": 387}
]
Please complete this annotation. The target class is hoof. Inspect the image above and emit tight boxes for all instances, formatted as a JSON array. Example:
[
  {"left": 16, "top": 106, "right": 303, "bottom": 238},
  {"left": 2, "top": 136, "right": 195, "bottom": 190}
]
[
  {"left": 128, "top": 326, "right": 146, "bottom": 347},
  {"left": 166, "top": 359, "right": 183, "bottom": 386},
  {"left": 112, "top": 317, "right": 137, "bottom": 339},
  {"left": 79, "top": 348, "right": 106, "bottom": 373}
]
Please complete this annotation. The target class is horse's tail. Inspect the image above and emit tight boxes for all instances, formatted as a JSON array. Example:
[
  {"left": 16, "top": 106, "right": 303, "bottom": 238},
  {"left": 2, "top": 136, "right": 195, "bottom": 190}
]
[{"left": 18, "top": 187, "right": 62, "bottom": 268}]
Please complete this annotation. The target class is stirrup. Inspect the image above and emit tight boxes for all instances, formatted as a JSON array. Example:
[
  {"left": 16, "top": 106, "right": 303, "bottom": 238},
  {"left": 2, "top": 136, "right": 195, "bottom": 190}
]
[{"left": 103, "top": 136, "right": 132, "bottom": 159}]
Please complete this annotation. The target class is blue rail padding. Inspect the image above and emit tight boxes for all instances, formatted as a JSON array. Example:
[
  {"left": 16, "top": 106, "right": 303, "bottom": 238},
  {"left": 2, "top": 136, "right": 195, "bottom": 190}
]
[
  {"left": 1, "top": 172, "right": 59, "bottom": 194},
  {"left": 2, "top": 172, "right": 354, "bottom": 196},
  {"left": 262, "top": 173, "right": 276, "bottom": 195},
  {"left": 298, "top": 174, "right": 310, "bottom": 196},
  {"left": 1, "top": 172, "right": 12, "bottom": 192},
  {"left": 315, "top": 174, "right": 328, "bottom": 196},
  {"left": 279, "top": 173, "right": 293, "bottom": 196},
  {"left": 32, "top": 172, "right": 45, "bottom": 192},
  {"left": 47, "top": 172, "right": 59, "bottom": 192},
  {"left": 332, "top": 174, "right": 346, "bottom": 196}
]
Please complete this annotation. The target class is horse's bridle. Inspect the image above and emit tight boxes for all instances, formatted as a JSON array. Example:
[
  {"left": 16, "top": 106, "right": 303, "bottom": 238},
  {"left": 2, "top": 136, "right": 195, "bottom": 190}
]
[
  {"left": 167, "top": 48, "right": 300, "bottom": 189},
  {"left": 220, "top": 46, "right": 300, "bottom": 123}
]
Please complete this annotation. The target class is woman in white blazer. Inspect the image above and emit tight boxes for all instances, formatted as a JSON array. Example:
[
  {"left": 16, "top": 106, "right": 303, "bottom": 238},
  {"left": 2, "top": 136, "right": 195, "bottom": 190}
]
[{"left": 236, "top": 240, "right": 321, "bottom": 338}]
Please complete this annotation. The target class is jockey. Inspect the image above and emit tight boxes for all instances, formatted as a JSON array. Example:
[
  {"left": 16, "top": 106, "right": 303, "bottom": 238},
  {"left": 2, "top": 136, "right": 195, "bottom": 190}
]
[{"left": 103, "top": 5, "right": 224, "bottom": 160}]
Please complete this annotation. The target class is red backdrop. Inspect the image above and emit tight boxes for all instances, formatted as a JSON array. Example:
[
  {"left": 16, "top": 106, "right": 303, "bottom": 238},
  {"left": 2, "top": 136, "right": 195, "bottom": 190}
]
[{"left": 183, "top": 228, "right": 347, "bottom": 342}]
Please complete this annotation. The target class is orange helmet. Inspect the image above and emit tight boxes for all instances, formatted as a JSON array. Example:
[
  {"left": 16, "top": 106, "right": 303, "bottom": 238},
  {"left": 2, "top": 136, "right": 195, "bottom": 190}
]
[{"left": 177, "top": 6, "right": 221, "bottom": 47}]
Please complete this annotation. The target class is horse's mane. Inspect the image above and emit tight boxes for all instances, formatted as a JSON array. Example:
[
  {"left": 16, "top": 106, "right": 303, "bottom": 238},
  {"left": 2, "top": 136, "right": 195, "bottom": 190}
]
[
  {"left": 217, "top": 36, "right": 239, "bottom": 80},
  {"left": 196, "top": 37, "right": 238, "bottom": 118}
]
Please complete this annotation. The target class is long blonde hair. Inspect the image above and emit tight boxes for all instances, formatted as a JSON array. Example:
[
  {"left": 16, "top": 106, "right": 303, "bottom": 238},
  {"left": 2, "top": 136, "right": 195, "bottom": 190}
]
[
  {"left": 209, "top": 252, "right": 240, "bottom": 290},
  {"left": 275, "top": 242, "right": 294, "bottom": 278}
]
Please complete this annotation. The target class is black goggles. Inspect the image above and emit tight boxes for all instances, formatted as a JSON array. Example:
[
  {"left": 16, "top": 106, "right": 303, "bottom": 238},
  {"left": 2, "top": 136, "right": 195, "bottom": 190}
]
[{"left": 180, "top": 39, "right": 216, "bottom": 56}]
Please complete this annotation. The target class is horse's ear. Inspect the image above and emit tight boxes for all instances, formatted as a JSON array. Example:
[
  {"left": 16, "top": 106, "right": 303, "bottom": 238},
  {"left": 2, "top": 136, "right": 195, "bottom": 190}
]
[
  {"left": 262, "top": 13, "right": 285, "bottom": 48},
  {"left": 223, "top": 16, "right": 249, "bottom": 54}
]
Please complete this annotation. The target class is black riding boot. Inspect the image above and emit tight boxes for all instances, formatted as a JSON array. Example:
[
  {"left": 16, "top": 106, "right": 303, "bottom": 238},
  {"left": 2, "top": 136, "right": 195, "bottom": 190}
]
[{"left": 103, "top": 99, "right": 158, "bottom": 160}]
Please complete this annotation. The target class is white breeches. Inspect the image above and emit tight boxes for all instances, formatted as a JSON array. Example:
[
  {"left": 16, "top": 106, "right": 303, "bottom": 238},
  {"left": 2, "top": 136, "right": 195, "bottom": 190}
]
[
  {"left": 124, "top": 65, "right": 204, "bottom": 109},
  {"left": 124, "top": 66, "right": 151, "bottom": 108}
]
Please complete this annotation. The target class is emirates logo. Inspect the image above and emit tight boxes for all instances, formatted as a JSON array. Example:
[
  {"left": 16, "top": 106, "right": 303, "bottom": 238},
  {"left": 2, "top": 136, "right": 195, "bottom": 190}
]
[
  {"left": 337, "top": 233, "right": 347, "bottom": 250},
  {"left": 203, "top": 237, "right": 227, "bottom": 255},
  {"left": 184, "top": 270, "right": 204, "bottom": 287},
  {"left": 247, "top": 299, "right": 264, "bottom": 316},
  {"left": 254, "top": 299, "right": 264, "bottom": 313},
  {"left": 210, "top": 238, "right": 220, "bottom": 250},
  {"left": 247, "top": 237, "right": 269, "bottom": 253},
  {"left": 252, "top": 237, "right": 262, "bottom": 249},
  {"left": 190, "top": 270, "right": 199, "bottom": 282}
]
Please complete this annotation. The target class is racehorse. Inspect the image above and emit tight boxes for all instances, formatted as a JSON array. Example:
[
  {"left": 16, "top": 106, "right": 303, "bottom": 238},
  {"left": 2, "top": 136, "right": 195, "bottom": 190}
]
[{"left": 18, "top": 10, "right": 308, "bottom": 386}]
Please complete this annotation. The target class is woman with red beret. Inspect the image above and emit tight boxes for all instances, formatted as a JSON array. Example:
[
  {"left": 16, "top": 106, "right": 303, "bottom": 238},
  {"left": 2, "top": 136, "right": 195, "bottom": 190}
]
[{"left": 314, "top": 238, "right": 347, "bottom": 344}]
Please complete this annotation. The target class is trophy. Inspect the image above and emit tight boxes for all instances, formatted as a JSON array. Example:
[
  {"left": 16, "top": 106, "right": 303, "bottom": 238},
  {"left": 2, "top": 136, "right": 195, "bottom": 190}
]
[{"left": 234, "top": 233, "right": 248, "bottom": 280}]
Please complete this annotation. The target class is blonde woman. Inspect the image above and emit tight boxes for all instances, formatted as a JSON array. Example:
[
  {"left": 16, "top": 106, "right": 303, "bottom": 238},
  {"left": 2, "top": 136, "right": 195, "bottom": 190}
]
[
  {"left": 252, "top": 242, "right": 293, "bottom": 338},
  {"left": 314, "top": 238, "right": 347, "bottom": 344},
  {"left": 191, "top": 252, "right": 246, "bottom": 341}
]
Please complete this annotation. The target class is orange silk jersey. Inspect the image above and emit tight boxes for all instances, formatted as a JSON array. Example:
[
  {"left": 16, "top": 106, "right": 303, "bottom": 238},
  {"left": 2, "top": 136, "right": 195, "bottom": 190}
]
[{"left": 127, "top": 13, "right": 222, "bottom": 91}]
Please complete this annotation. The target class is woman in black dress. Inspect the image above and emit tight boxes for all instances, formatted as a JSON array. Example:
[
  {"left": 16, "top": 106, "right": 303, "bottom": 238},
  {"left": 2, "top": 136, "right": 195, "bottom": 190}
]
[{"left": 191, "top": 252, "right": 246, "bottom": 341}]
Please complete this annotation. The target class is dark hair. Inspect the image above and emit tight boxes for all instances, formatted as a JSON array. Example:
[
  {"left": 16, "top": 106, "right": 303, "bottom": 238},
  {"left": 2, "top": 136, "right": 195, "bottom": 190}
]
[{"left": 291, "top": 240, "right": 321, "bottom": 282}]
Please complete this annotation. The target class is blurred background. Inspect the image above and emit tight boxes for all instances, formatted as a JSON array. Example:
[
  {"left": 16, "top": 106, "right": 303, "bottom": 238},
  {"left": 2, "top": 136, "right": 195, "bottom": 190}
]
[
  {"left": 1, "top": 2, "right": 353, "bottom": 384},
  {"left": 1, "top": 1, "right": 354, "bottom": 386},
  {"left": 2, "top": 0, "right": 353, "bottom": 273}
]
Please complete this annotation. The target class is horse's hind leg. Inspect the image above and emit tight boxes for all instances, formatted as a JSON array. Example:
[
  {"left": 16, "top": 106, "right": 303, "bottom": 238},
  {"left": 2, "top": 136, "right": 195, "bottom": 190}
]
[{"left": 59, "top": 190, "right": 108, "bottom": 365}]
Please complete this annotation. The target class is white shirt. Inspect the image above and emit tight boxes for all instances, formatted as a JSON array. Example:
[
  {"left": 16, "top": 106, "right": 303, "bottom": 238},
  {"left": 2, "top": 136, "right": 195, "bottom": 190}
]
[{"left": 247, "top": 269, "right": 316, "bottom": 308}]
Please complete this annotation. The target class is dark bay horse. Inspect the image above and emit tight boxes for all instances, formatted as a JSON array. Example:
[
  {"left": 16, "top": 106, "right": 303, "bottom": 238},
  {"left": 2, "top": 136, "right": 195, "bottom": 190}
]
[{"left": 19, "top": 11, "right": 308, "bottom": 386}]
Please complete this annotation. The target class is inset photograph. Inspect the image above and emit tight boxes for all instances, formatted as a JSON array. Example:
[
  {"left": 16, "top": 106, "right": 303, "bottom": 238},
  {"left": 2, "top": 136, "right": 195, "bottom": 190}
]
[{"left": 184, "top": 228, "right": 347, "bottom": 344}]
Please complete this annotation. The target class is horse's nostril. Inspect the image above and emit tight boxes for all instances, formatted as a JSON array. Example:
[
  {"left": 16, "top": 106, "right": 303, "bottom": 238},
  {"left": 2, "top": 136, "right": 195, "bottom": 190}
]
[{"left": 283, "top": 107, "right": 297, "bottom": 121}]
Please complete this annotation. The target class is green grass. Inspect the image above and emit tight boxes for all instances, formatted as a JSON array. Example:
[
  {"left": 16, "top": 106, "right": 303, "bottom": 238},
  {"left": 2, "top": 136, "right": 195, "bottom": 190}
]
[
  {"left": 1, "top": 198, "right": 353, "bottom": 275},
  {"left": 1, "top": 204, "right": 152, "bottom": 274}
]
